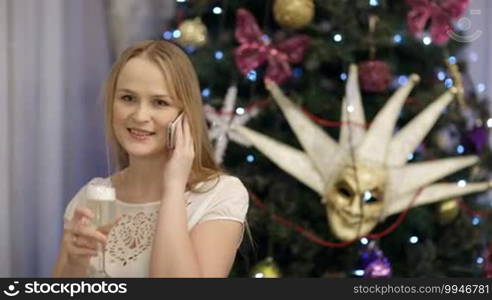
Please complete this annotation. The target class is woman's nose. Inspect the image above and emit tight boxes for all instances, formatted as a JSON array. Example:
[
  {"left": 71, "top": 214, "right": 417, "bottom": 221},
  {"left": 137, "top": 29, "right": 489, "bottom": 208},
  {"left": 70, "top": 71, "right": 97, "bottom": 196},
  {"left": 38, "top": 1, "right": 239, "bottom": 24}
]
[{"left": 131, "top": 104, "right": 151, "bottom": 122}]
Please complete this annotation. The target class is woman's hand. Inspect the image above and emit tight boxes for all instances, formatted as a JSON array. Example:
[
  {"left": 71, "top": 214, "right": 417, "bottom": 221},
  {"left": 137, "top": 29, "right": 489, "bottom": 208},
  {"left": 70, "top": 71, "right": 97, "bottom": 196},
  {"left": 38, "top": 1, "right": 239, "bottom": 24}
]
[
  {"left": 62, "top": 207, "right": 108, "bottom": 268},
  {"left": 163, "top": 114, "right": 195, "bottom": 191}
]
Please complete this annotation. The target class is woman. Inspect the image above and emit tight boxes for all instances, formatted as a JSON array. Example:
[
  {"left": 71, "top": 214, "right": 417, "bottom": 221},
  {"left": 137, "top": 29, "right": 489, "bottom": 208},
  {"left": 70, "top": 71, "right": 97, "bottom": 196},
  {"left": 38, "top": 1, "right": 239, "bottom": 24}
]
[{"left": 52, "top": 40, "right": 249, "bottom": 278}]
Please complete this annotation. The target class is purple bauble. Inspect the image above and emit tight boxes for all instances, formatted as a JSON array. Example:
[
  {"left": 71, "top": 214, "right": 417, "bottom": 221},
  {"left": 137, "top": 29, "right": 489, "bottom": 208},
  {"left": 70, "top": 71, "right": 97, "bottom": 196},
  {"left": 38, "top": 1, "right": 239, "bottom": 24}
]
[
  {"left": 358, "top": 244, "right": 392, "bottom": 278},
  {"left": 365, "top": 257, "right": 392, "bottom": 277}
]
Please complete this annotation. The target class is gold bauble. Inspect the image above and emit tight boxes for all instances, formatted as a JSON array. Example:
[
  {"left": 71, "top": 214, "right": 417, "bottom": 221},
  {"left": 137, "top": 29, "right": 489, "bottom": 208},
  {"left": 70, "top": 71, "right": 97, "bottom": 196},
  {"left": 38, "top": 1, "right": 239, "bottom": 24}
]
[
  {"left": 437, "top": 199, "right": 460, "bottom": 225},
  {"left": 273, "top": 0, "right": 315, "bottom": 29},
  {"left": 177, "top": 17, "right": 207, "bottom": 47},
  {"left": 250, "top": 257, "right": 282, "bottom": 278}
]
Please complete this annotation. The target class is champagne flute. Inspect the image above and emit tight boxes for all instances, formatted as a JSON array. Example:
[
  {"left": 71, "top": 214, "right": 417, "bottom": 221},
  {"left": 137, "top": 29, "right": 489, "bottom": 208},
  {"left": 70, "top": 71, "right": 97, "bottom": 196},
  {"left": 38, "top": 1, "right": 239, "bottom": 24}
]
[{"left": 86, "top": 182, "right": 116, "bottom": 277}]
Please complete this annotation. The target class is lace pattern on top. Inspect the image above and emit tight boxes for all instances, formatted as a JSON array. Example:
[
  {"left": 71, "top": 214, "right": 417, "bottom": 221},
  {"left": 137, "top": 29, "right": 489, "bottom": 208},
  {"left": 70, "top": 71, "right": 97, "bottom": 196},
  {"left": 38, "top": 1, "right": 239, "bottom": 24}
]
[{"left": 107, "top": 210, "right": 159, "bottom": 266}]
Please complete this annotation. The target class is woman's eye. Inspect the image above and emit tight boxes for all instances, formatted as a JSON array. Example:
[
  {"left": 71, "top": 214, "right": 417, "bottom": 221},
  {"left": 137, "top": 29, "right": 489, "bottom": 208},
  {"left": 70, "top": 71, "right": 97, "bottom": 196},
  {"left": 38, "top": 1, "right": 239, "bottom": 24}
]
[
  {"left": 154, "top": 99, "right": 169, "bottom": 107},
  {"left": 121, "top": 95, "right": 134, "bottom": 102}
]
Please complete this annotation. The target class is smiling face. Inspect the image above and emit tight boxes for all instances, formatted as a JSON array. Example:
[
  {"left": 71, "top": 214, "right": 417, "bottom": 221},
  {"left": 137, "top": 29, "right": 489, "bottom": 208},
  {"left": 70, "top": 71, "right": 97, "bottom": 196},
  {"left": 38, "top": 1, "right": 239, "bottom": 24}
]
[
  {"left": 324, "top": 160, "right": 386, "bottom": 241},
  {"left": 104, "top": 40, "right": 221, "bottom": 187},
  {"left": 112, "top": 57, "right": 181, "bottom": 160}
]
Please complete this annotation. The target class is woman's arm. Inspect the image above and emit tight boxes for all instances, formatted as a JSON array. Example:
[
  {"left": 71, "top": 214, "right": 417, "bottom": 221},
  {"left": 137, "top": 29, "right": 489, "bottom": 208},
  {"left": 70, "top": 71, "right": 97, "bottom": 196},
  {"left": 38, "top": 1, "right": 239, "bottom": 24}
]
[
  {"left": 149, "top": 115, "right": 243, "bottom": 277},
  {"left": 149, "top": 185, "right": 243, "bottom": 277},
  {"left": 52, "top": 237, "right": 89, "bottom": 277},
  {"left": 149, "top": 186, "right": 202, "bottom": 277},
  {"left": 52, "top": 208, "right": 107, "bottom": 277}
]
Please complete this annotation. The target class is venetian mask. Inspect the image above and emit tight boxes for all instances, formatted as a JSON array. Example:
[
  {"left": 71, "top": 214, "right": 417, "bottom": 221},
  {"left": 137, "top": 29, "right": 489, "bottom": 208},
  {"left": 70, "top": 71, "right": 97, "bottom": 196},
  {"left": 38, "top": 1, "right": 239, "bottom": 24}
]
[
  {"left": 324, "top": 160, "right": 386, "bottom": 241},
  {"left": 234, "top": 65, "right": 491, "bottom": 241}
]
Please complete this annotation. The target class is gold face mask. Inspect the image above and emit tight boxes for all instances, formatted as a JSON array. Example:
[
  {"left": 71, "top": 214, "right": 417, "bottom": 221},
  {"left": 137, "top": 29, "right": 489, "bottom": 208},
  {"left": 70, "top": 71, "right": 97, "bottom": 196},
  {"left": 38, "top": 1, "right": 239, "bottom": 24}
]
[
  {"left": 325, "top": 160, "right": 386, "bottom": 241},
  {"left": 234, "top": 65, "right": 491, "bottom": 241}
]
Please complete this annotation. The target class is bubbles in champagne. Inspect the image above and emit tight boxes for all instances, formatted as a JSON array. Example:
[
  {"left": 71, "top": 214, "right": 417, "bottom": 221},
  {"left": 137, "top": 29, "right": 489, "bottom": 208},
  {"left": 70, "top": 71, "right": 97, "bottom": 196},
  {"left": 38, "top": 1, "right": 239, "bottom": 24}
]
[{"left": 86, "top": 181, "right": 115, "bottom": 201}]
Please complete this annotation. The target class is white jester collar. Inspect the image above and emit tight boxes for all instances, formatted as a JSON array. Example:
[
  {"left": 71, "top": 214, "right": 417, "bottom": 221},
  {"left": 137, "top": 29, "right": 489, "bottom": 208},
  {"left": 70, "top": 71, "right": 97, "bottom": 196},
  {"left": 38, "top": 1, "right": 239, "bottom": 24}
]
[{"left": 233, "top": 64, "right": 491, "bottom": 241}]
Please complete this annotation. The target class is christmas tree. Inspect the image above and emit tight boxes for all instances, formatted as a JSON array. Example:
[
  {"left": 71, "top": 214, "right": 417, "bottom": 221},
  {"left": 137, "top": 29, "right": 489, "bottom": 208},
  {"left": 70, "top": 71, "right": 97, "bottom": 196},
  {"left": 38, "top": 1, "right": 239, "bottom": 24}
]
[{"left": 163, "top": 0, "right": 492, "bottom": 277}]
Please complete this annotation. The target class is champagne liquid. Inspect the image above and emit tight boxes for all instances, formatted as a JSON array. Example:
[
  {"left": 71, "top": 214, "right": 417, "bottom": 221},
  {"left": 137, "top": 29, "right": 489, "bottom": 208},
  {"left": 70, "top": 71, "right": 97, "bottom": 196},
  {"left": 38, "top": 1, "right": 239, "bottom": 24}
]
[
  {"left": 85, "top": 182, "right": 116, "bottom": 277},
  {"left": 86, "top": 198, "right": 116, "bottom": 277},
  {"left": 86, "top": 199, "right": 116, "bottom": 228}
]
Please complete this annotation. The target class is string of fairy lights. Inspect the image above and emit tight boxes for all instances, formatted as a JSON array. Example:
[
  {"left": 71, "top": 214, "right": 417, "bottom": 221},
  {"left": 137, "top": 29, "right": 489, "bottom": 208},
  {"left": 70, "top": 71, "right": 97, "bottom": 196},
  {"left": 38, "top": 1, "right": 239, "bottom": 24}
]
[{"left": 166, "top": 0, "right": 491, "bottom": 276}]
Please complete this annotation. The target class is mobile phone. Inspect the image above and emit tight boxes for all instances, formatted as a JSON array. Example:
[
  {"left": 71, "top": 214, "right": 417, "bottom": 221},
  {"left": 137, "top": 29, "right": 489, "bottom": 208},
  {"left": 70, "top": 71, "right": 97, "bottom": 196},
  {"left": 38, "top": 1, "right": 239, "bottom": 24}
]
[{"left": 167, "top": 112, "right": 184, "bottom": 150}]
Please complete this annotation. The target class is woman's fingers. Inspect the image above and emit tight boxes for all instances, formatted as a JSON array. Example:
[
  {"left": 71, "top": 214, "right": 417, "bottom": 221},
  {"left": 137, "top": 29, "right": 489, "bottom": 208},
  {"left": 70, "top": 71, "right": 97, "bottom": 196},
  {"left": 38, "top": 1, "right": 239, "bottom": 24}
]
[
  {"left": 79, "top": 226, "right": 107, "bottom": 244},
  {"left": 63, "top": 231, "right": 98, "bottom": 256},
  {"left": 182, "top": 115, "right": 194, "bottom": 157},
  {"left": 64, "top": 207, "right": 114, "bottom": 265},
  {"left": 69, "top": 243, "right": 98, "bottom": 257},
  {"left": 169, "top": 113, "right": 193, "bottom": 156},
  {"left": 73, "top": 207, "right": 95, "bottom": 222},
  {"left": 183, "top": 115, "right": 191, "bottom": 147},
  {"left": 67, "top": 223, "right": 107, "bottom": 244},
  {"left": 65, "top": 207, "right": 118, "bottom": 255},
  {"left": 73, "top": 235, "right": 99, "bottom": 251},
  {"left": 66, "top": 207, "right": 94, "bottom": 231}
]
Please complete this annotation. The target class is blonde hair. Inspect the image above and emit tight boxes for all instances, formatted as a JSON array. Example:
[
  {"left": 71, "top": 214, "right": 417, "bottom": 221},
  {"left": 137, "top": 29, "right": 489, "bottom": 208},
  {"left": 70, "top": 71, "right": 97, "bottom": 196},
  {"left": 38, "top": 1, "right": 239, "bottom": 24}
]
[{"left": 103, "top": 40, "right": 222, "bottom": 191}]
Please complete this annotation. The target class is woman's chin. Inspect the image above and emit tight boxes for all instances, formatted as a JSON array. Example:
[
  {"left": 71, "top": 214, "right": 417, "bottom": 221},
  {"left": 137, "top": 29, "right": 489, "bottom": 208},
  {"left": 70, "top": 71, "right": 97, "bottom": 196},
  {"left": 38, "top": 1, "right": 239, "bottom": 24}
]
[{"left": 125, "top": 145, "right": 162, "bottom": 159}]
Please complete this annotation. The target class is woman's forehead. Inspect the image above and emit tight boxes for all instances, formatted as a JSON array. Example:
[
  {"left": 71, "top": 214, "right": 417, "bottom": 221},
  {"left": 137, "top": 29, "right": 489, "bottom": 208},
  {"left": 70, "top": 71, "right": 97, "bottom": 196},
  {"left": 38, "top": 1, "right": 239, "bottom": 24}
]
[{"left": 116, "top": 57, "right": 170, "bottom": 93}]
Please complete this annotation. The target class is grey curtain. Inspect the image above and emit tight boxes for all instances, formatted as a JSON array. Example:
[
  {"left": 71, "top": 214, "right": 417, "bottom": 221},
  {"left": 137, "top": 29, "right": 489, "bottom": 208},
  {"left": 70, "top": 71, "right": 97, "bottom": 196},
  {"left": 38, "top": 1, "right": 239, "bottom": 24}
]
[
  {"left": 0, "top": 0, "right": 175, "bottom": 277},
  {"left": 107, "top": 0, "right": 176, "bottom": 58},
  {"left": 0, "top": 0, "right": 110, "bottom": 277}
]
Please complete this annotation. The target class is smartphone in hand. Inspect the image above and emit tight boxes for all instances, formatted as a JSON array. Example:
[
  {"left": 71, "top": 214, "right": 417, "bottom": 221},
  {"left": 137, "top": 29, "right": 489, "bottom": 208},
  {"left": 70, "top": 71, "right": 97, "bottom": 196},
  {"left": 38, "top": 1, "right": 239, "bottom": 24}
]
[{"left": 167, "top": 112, "right": 184, "bottom": 150}]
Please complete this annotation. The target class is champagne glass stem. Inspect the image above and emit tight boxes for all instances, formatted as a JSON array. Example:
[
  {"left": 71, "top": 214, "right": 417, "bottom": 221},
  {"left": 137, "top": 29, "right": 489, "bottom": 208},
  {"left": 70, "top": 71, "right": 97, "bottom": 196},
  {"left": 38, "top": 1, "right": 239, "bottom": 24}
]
[
  {"left": 98, "top": 242, "right": 104, "bottom": 275},
  {"left": 102, "top": 242, "right": 107, "bottom": 276}
]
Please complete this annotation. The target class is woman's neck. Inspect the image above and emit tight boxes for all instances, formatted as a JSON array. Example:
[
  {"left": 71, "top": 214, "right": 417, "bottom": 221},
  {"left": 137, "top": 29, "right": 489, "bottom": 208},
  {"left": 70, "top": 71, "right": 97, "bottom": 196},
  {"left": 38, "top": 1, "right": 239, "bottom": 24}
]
[{"left": 114, "top": 155, "right": 167, "bottom": 203}]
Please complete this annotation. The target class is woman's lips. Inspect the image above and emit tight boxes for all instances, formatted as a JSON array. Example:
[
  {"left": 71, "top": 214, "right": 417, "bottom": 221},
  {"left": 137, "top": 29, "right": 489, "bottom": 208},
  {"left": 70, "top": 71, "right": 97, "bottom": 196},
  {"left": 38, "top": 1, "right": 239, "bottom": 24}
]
[{"left": 127, "top": 128, "right": 156, "bottom": 141}]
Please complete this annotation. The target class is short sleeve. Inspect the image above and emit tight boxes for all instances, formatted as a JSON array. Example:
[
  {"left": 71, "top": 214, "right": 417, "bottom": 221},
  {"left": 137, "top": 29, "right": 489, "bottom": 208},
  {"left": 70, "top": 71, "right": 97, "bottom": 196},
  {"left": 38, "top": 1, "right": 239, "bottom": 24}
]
[
  {"left": 63, "top": 184, "right": 88, "bottom": 225},
  {"left": 198, "top": 176, "right": 249, "bottom": 225}
]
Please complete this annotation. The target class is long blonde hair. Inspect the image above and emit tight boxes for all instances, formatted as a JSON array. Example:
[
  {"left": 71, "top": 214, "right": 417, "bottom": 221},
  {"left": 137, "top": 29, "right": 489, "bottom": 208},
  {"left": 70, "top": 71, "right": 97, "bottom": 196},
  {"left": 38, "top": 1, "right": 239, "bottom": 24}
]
[{"left": 103, "top": 40, "right": 221, "bottom": 191}]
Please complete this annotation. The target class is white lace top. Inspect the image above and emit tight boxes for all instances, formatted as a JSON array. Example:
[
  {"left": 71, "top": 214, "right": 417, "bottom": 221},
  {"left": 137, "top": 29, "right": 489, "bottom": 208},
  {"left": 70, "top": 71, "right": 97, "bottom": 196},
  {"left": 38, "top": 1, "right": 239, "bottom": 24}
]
[{"left": 63, "top": 174, "right": 249, "bottom": 277}]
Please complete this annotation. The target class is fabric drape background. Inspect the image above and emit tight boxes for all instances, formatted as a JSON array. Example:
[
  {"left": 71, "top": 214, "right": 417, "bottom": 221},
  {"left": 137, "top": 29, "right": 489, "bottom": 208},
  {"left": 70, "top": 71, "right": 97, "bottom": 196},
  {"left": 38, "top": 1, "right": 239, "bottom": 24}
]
[{"left": 0, "top": 0, "right": 174, "bottom": 277}]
